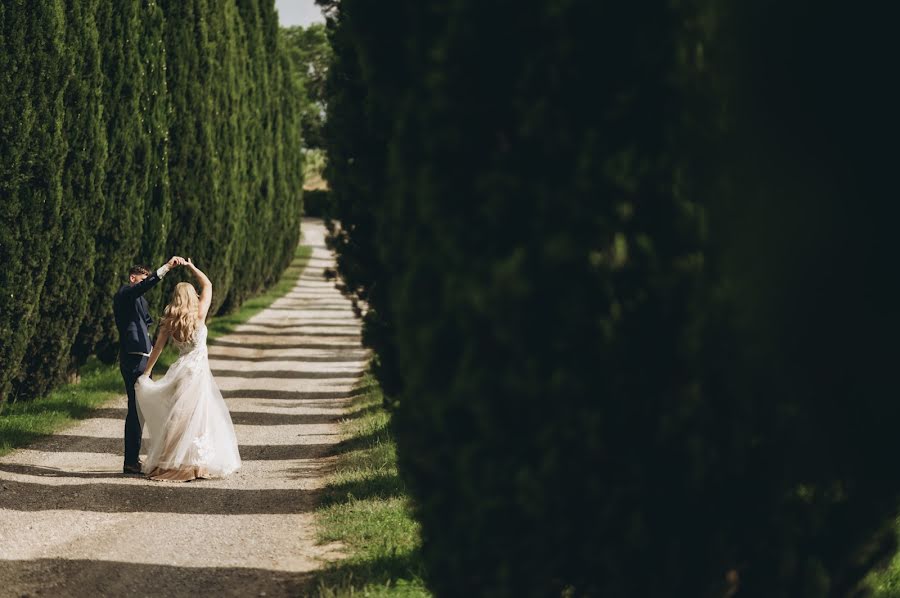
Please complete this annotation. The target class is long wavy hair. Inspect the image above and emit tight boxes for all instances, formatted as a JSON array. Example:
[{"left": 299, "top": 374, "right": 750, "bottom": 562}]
[{"left": 161, "top": 282, "right": 200, "bottom": 343}]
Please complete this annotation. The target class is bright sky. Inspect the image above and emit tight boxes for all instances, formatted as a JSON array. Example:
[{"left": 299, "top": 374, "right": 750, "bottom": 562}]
[{"left": 274, "top": 0, "right": 325, "bottom": 27}]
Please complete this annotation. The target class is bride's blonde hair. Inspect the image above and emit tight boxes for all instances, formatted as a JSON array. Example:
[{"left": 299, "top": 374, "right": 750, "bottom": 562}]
[{"left": 162, "top": 282, "right": 200, "bottom": 343}]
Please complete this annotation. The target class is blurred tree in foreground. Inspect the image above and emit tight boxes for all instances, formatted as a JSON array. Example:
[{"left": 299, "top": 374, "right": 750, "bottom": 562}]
[
  {"left": 317, "top": 0, "right": 405, "bottom": 398},
  {"left": 319, "top": 0, "right": 900, "bottom": 595}
]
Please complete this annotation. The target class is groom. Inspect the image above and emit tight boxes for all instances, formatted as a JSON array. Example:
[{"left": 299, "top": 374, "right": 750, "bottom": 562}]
[{"left": 114, "top": 256, "right": 185, "bottom": 474}]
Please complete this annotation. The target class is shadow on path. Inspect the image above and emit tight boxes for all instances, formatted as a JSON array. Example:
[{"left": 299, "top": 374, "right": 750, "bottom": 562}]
[
  {"left": 224, "top": 330, "right": 362, "bottom": 338},
  {"left": 237, "top": 322, "right": 358, "bottom": 330},
  {"left": 57, "top": 408, "right": 354, "bottom": 426},
  {"left": 25, "top": 436, "right": 340, "bottom": 461},
  {"left": 0, "top": 478, "right": 317, "bottom": 514},
  {"left": 212, "top": 369, "right": 363, "bottom": 380},
  {"left": 0, "top": 463, "right": 123, "bottom": 479},
  {"left": 0, "top": 559, "right": 314, "bottom": 598},
  {"left": 209, "top": 354, "right": 368, "bottom": 363},
  {"left": 221, "top": 388, "right": 369, "bottom": 401},
  {"left": 229, "top": 411, "right": 344, "bottom": 426},
  {"left": 210, "top": 340, "right": 361, "bottom": 351}
]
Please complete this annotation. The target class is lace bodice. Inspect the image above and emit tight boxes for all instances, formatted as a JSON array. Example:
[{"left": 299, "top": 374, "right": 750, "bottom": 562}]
[{"left": 172, "top": 323, "right": 209, "bottom": 357}]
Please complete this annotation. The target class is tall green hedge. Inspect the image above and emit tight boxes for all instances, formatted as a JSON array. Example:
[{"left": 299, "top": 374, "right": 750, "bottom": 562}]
[
  {"left": 73, "top": 0, "right": 169, "bottom": 364},
  {"left": 0, "top": 0, "right": 305, "bottom": 408},
  {"left": 16, "top": 0, "right": 108, "bottom": 399},
  {"left": 318, "top": 0, "right": 403, "bottom": 398},
  {"left": 321, "top": 0, "right": 900, "bottom": 595},
  {"left": 0, "top": 0, "right": 68, "bottom": 404},
  {"left": 262, "top": 3, "right": 304, "bottom": 288}
]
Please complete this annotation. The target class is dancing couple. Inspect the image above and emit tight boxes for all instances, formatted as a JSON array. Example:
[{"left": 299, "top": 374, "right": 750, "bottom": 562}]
[{"left": 113, "top": 256, "right": 241, "bottom": 482}]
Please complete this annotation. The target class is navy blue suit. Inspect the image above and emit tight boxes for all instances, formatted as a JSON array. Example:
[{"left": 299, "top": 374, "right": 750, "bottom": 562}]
[{"left": 113, "top": 271, "right": 164, "bottom": 466}]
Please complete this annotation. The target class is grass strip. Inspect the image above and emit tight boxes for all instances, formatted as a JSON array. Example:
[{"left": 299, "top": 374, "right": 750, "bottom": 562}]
[
  {"left": 0, "top": 245, "right": 312, "bottom": 457},
  {"left": 312, "top": 376, "right": 430, "bottom": 597},
  {"left": 867, "top": 539, "right": 900, "bottom": 597}
]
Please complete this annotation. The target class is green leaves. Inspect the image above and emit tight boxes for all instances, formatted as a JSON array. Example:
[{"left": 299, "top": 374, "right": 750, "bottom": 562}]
[{"left": 320, "top": 0, "right": 900, "bottom": 596}]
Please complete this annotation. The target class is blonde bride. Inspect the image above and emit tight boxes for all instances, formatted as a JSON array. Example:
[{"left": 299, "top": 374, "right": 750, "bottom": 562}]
[{"left": 135, "top": 258, "right": 241, "bottom": 482}]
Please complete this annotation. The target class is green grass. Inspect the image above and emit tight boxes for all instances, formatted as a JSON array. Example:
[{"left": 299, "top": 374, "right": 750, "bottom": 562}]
[
  {"left": 866, "top": 526, "right": 900, "bottom": 597},
  {"left": 312, "top": 377, "right": 430, "bottom": 597},
  {"left": 0, "top": 245, "right": 312, "bottom": 457}
]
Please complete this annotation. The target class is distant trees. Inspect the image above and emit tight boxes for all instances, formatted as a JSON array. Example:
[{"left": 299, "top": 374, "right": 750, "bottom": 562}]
[
  {"left": 0, "top": 0, "right": 304, "bottom": 408},
  {"left": 319, "top": 0, "right": 900, "bottom": 596},
  {"left": 281, "top": 23, "right": 331, "bottom": 150}
]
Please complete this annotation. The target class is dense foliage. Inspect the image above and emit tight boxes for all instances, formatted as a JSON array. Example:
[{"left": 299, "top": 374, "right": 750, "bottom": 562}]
[
  {"left": 281, "top": 23, "right": 331, "bottom": 150},
  {"left": 320, "top": 0, "right": 899, "bottom": 596},
  {"left": 0, "top": 0, "right": 304, "bottom": 407},
  {"left": 318, "top": 0, "right": 403, "bottom": 399}
]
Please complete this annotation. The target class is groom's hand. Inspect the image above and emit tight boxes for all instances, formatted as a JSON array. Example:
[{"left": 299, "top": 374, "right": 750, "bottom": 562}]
[{"left": 166, "top": 256, "right": 185, "bottom": 269}]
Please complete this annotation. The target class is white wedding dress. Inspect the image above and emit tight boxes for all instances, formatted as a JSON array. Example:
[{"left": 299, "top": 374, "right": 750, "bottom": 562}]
[{"left": 135, "top": 323, "right": 241, "bottom": 481}]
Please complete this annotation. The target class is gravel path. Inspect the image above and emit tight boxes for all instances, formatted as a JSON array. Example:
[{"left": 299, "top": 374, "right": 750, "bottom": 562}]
[{"left": 0, "top": 219, "right": 365, "bottom": 597}]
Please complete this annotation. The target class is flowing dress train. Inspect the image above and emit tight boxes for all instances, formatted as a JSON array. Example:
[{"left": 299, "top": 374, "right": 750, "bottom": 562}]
[{"left": 135, "top": 324, "right": 241, "bottom": 481}]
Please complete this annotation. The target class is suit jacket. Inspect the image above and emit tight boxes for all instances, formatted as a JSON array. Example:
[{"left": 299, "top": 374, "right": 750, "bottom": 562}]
[{"left": 114, "top": 272, "right": 163, "bottom": 357}]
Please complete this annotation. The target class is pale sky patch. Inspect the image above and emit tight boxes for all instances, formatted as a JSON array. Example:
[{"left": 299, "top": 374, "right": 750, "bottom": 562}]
[{"left": 275, "top": 0, "right": 325, "bottom": 27}]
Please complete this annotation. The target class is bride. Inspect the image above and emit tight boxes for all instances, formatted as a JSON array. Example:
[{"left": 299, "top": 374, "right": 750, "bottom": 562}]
[{"left": 135, "top": 258, "right": 241, "bottom": 482}]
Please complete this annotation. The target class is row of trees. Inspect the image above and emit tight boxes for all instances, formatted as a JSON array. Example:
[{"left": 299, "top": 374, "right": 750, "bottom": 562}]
[
  {"left": 319, "top": 0, "right": 898, "bottom": 596},
  {"left": 0, "top": 0, "right": 305, "bottom": 409}
]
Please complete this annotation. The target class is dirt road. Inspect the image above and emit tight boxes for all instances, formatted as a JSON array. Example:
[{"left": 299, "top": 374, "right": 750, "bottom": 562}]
[{"left": 0, "top": 219, "right": 365, "bottom": 597}]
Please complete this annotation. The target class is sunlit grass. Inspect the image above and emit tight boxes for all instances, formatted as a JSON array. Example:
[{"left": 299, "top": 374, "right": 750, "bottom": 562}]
[
  {"left": 865, "top": 527, "right": 900, "bottom": 597},
  {"left": 313, "top": 377, "right": 430, "bottom": 597},
  {"left": 0, "top": 245, "right": 312, "bottom": 457},
  {"left": 0, "top": 358, "right": 122, "bottom": 455}
]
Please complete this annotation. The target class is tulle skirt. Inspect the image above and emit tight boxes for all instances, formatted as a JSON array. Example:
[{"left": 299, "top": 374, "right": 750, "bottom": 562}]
[{"left": 135, "top": 349, "right": 241, "bottom": 482}]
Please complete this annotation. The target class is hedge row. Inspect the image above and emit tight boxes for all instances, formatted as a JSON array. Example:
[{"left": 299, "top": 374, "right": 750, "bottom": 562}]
[
  {"left": 320, "top": 0, "right": 899, "bottom": 596},
  {"left": 0, "top": 0, "right": 304, "bottom": 407}
]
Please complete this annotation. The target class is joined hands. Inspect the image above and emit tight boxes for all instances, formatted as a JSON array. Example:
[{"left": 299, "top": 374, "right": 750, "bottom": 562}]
[
  {"left": 166, "top": 256, "right": 203, "bottom": 276},
  {"left": 166, "top": 256, "right": 187, "bottom": 269}
]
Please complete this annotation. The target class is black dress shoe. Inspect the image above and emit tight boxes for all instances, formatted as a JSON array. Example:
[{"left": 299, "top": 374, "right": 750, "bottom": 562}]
[{"left": 123, "top": 462, "right": 143, "bottom": 474}]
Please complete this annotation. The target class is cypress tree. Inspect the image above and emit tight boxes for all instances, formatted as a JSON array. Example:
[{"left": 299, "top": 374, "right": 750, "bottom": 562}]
[
  {"left": 696, "top": 2, "right": 900, "bottom": 594},
  {"left": 317, "top": 0, "right": 404, "bottom": 397},
  {"left": 17, "top": 0, "right": 107, "bottom": 397},
  {"left": 321, "top": 0, "right": 900, "bottom": 594},
  {"left": 159, "top": 0, "right": 221, "bottom": 305},
  {"left": 230, "top": 0, "right": 276, "bottom": 305},
  {"left": 204, "top": 0, "right": 246, "bottom": 307},
  {"left": 272, "top": 42, "right": 304, "bottom": 276},
  {"left": 0, "top": 0, "right": 68, "bottom": 407},
  {"left": 375, "top": 3, "right": 704, "bottom": 594},
  {"left": 75, "top": 0, "right": 163, "bottom": 364},
  {"left": 259, "top": 0, "right": 289, "bottom": 287},
  {"left": 139, "top": 0, "right": 172, "bottom": 302}
]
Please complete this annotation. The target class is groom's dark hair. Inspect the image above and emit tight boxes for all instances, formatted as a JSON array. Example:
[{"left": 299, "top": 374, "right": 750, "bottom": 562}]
[{"left": 128, "top": 265, "right": 152, "bottom": 277}]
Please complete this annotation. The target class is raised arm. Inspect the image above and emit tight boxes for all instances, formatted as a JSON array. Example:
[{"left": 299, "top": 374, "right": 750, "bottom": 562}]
[
  {"left": 185, "top": 258, "right": 213, "bottom": 321},
  {"left": 141, "top": 326, "right": 170, "bottom": 378},
  {"left": 117, "top": 256, "right": 182, "bottom": 300}
]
